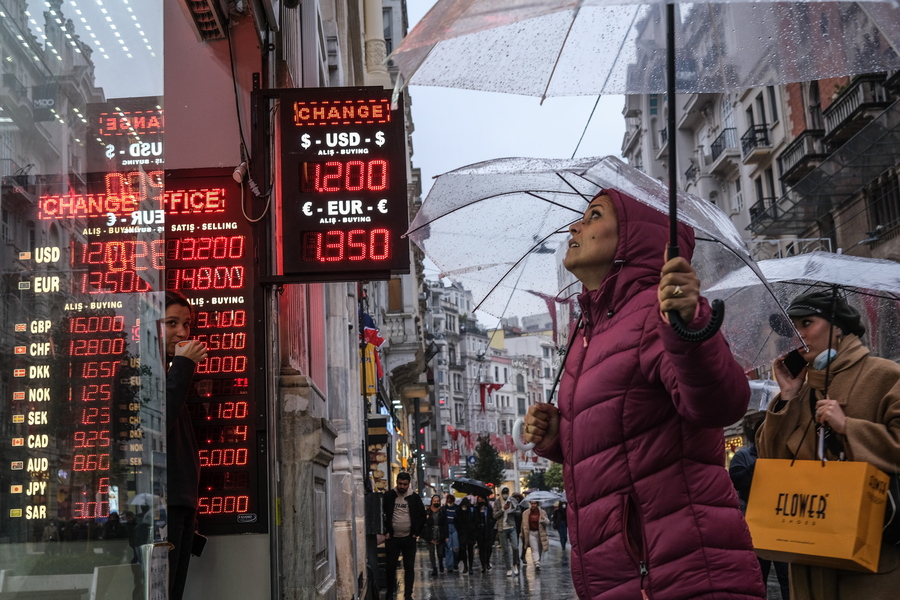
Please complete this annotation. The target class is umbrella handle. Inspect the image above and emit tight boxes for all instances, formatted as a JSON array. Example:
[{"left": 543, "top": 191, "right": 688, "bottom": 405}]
[
  {"left": 669, "top": 299, "right": 725, "bottom": 342},
  {"left": 512, "top": 417, "right": 535, "bottom": 452}
]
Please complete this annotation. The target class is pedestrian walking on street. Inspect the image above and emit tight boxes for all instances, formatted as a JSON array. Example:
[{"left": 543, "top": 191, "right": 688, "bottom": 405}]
[
  {"left": 492, "top": 487, "right": 520, "bottom": 577},
  {"left": 552, "top": 501, "right": 568, "bottom": 554},
  {"left": 441, "top": 494, "right": 459, "bottom": 573},
  {"left": 757, "top": 289, "right": 900, "bottom": 600},
  {"left": 454, "top": 498, "right": 477, "bottom": 574},
  {"left": 473, "top": 496, "right": 495, "bottom": 573},
  {"left": 730, "top": 419, "right": 790, "bottom": 599},
  {"left": 523, "top": 189, "right": 764, "bottom": 599},
  {"left": 382, "top": 472, "right": 426, "bottom": 600},
  {"left": 421, "top": 495, "right": 447, "bottom": 576},
  {"left": 512, "top": 492, "right": 527, "bottom": 564},
  {"left": 520, "top": 500, "right": 550, "bottom": 571}
]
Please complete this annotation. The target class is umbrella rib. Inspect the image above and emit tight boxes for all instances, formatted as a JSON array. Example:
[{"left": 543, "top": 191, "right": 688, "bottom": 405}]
[
  {"left": 555, "top": 172, "right": 594, "bottom": 202},
  {"left": 472, "top": 227, "right": 572, "bottom": 313},
  {"left": 405, "top": 189, "right": 584, "bottom": 236},
  {"left": 540, "top": 2, "right": 584, "bottom": 104}
]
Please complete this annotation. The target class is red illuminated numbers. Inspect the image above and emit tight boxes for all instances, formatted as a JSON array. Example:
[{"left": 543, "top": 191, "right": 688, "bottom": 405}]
[
  {"left": 198, "top": 495, "right": 250, "bottom": 515},
  {"left": 302, "top": 228, "right": 390, "bottom": 263},
  {"left": 74, "top": 384, "right": 112, "bottom": 402},
  {"left": 73, "top": 453, "right": 110, "bottom": 471},
  {"left": 194, "top": 333, "right": 246, "bottom": 351},
  {"left": 69, "top": 338, "right": 125, "bottom": 356},
  {"left": 78, "top": 362, "right": 119, "bottom": 379},
  {"left": 199, "top": 448, "right": 249, "bottom": 467},
  {"left": 78, "top": 271, "right": 156, "bottom": 294},
  {"left": 74, "top": 240, "right": 165, "bottom": 271},
  {"left": 74, "top": 430, "right": 111, "bottom": 448},
  {"left": 195, "top": 310, "right": 247, "bottom": 329},
  {"left": 69, "top": 316, "right": 125, "bottom": 333},
  {"left": 195, "top": 355, "right": 248, "bottom": 374},
  {"left": 73, "top": 501, "right": 110, "bottom": 519},
  {"left": 166, "top": 236, "right": 245, "bottom": 261},
  {"left": 301, "top": 160, "right": 388, "bottom": 193},
  {"left": 81, "top": 407, "right": 111, "bottom": 425},
  {"left": 166, "top": 266, "right": 244, "bottom": 290}
]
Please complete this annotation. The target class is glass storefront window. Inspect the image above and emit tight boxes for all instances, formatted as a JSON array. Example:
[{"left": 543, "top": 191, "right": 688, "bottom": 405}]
[{"left": 1, "top": 1, "right": 164, "bottom": 596}]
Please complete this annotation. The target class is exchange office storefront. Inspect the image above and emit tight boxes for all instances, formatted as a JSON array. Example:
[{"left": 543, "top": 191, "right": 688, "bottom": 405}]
[{"left": 0, "top": 2, "right": 267, "bottom": 598}]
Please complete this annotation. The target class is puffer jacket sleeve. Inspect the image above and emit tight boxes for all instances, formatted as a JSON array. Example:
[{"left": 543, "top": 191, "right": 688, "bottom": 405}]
[
  {"left": 646, "top": 298, "right": 751, "bottom": 428},
  {"left": 533, "top": 434, "right": 564, "bottom": 464}
]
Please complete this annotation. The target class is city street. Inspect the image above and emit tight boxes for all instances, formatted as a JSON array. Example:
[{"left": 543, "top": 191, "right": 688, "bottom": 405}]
[
  {"left": 395, "top": 533, "right": 575, "bottom": 600},
  {"left": 388, "top": 532, "right": 788, "bottom": 600}
]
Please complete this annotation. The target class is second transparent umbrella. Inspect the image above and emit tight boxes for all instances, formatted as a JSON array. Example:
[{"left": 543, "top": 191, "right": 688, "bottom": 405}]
[
  {"left": 705, "top": 251, "right": 900, "bottom": 362},
  {"left": 406, "top": 155, "right": 799, "bottom": 371}
]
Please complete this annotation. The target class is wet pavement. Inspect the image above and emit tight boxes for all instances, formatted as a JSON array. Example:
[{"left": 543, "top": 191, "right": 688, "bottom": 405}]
[
  {"left": 385, "top": 530, "right": 788, "bottom": 600},
  {"left": 389, "top": 532, "right": 575, "bottom": 600}
]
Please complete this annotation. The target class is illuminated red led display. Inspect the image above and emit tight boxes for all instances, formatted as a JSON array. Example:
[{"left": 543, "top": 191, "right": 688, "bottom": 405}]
[
  {"left": 73, "top": 453, "right": 111, "bottom": 471},
  {"left": 76, "top": 271, "right": 157, "bottom": 294},
  {"left": 162, "top": 188, "right": 226, "bottom": 215},
  {"left": 188, "top": 400, "right": 249, "bottom": 420},
  {"left": 301, "top": 228, "right": 390, "bottom": 263},
  {"left": 96, "top": 109, "right": 164, "bottom": 137},
  {"left": 194, "top": 310, "right": 247, "bottom": 329},
  {"left": 73, "top": 361, "right": 119, "bottom": 379},
  {"left": 199, "top": 448, "right": 249, "bottom": 467},
  {"left": 300, "top": 160, "right": 388, "bottom": 193},
  {"left": 69, "top": 337, "right": 126, "bottom": 356},
  {"left": 71, "top": 384, "right": 112, "bottom": 403},
  {"left": 193, "top": 333, "right": 246, "bottom": 351},
  {"left": 189, "top": 378, "right": 250, "bottom": 398},
  {"left": 74, "top": 502, "right": 110, "bottom": 519},
  {"left": 292, "top": 98, "right": 390, "bottom": 126},
  {"left": 69, "top": 316, "right": 125, "bottom": 333},
  {"left": 73, "top": 240, "right": 165, "bottom": 271},
  {"left": 197, "top": 425, "right": 249, "bottom": 444},
  {"left": 166, "top": 236, "right": 245, "bottom": 261},
  {"left": 198, "top": 495, "right": 250, "bottom": 515},
  {"left": 166, "top": 266, "right": 244, "bottom": 291},
  {"left": 73, "top": 430, "right": 111, "bottom": 448},
  {"left": 81, "top": 407, "right": 111, "bottom": 425}
]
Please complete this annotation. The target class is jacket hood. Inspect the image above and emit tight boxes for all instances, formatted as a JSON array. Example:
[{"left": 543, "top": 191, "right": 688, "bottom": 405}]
[{"left": 577, "top": 187, "right": 695, "bottom": 325}]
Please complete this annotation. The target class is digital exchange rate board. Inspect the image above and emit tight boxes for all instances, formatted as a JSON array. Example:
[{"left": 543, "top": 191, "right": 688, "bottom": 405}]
[
  {"left": 278, "top": 86, "right": 410, "bottom": 280},
  {"left": 1, "top": 168, "right": 265, "bottom": 540}
]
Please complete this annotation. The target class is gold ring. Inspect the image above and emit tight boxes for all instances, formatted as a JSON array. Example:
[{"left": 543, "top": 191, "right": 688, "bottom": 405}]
[{"left": 673, "top": 285, "right": 683, "bottom": 297}]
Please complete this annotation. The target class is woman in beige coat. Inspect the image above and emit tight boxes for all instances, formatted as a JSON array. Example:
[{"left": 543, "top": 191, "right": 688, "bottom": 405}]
[
  {"left": 757, "top": 289, "right": 900, "bottom": 600},
  {"left": 520, "top": 500, "right": 550, "bottom": 571}
]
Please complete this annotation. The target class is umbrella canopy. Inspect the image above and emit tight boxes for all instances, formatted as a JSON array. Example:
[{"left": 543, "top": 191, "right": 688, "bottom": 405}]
[
  {"left": 523, "top": 490, "right": 562, "bottom": 504},
  {"left": 128, "top": 493, "right": 160, "bottom": 506},
  {"left": 407, "top": 155, "right": 799, "bottom": 370},
  {"left": 450, "top": 477, "right": 493, "bottom": 497},
  {"left": 392, "top": 0, "right": 900, "bottom": 98},
  {"left": 705, "top": 251, "right": 900, "bottom": 361}
]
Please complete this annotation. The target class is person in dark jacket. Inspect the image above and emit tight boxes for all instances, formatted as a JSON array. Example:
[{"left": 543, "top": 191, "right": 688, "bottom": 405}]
[
  {"left": 523, "top": 189, "right": 763, "bottom": 600},
  {"left": 381, "top": 472, "right": 426, "bottom": 600},
  {"left": 473, "top": 496, "right": 495, "bottom": 573},
  {"left": 164, "top": 290, "right": 207, "bottom": 600},
  {"left": 552, "top": 501, "right": 569, "bottom": 554},
  {"left": 421, "top": 494, "right": 447, "bottom": 576},
  {"left": 729, "top": 418, "right": 790, "bottom": 599},
  {"left": 454, "top": 498, "right": 478, "bottom": 573}
]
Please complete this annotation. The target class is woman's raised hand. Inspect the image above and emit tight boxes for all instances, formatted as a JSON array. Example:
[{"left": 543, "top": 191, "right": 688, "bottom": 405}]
[
  {"left": 524, "top": 403, "right": 560, "bottom": 452},
  {"left": 658, "top": 255, "right": 701, "bottom": 325}
]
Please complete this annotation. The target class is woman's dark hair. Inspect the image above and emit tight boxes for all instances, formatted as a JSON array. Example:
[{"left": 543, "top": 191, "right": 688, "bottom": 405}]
[
  {"left": 165, "top": 290, "right": 191, "bottom": 311},
  {"left": 431, "top": 494, "right": 441, "bottom": 503}
]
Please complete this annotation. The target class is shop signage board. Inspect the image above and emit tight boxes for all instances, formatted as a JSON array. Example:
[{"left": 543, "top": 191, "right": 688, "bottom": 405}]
[{"left": 277, "top": 86, "right": 410, "bottom": 281}]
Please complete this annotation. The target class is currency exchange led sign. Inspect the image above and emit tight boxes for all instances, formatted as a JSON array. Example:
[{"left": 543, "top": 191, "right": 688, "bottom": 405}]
[{"left": 278, "top": 87, "right": 410, "bottom": 280}]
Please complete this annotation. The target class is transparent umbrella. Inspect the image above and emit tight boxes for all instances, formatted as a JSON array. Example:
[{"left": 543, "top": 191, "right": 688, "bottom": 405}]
[
  {"left": 705, "top": 251, "right": 900, "bottom": 362},
  {"left": 392, "top": 0, "right": 900, "bottom": 99},
  {"left": 407, "top": 154, "right": 800, "bottom": 371}
]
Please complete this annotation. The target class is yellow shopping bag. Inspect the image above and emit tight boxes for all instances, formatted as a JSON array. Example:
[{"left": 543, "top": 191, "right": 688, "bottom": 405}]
[{"left": 745, "top": 459, "right": 889, "bottom": 573}]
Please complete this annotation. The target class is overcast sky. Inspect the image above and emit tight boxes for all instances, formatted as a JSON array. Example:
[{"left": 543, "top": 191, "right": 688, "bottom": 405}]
[{"left": 404, "top": 2, "right": 625, "bottom": 319}]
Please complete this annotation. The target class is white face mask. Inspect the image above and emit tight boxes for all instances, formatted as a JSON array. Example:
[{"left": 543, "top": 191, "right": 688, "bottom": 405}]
[{"left": 501, "top": 493, "right": 509, "bottom": 500}]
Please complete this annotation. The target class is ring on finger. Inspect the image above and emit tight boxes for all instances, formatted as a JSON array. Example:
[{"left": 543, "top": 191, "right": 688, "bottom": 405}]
[{"left": 672, "top": 285, "right": 683, "bottom": 298}]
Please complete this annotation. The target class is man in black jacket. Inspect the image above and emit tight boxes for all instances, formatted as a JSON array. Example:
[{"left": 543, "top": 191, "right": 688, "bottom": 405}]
[{"left": 382, "top": 472, "right": 426, "bottom": 600}]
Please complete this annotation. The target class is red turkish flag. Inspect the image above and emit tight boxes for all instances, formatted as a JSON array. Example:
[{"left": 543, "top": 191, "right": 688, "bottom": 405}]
[{"left": 479, "top": 383, "right": 503, "bottom": 412}]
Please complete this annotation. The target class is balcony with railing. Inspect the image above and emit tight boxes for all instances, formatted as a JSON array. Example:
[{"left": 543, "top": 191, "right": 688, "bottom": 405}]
[
  {"left": 741, "top": 124, "right": 771, "bottom": 164},
  {"left": 778, "top": 130, "right": 827, "bottom": 186},
  {"left": 655, "top": 127, "right": 668, "bottom": 160},
  {"left": 684, "top": 163, "right": 699, "bottom": 185},
  {"left": 823, "top": 74, "right": 891, "bottom": 148},
  {"left": 708, "top": 128, "right": 739, "bottom": 177}
]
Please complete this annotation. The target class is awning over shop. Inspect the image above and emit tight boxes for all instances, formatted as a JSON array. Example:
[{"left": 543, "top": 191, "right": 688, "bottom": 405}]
[{"left": 749, "top": 100, "right": 900, "bottom": 236}]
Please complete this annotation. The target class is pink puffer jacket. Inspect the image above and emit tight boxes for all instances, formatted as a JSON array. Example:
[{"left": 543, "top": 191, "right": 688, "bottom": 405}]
[{"left": 537, "top": 189, "right": 764, "bottom": 600}]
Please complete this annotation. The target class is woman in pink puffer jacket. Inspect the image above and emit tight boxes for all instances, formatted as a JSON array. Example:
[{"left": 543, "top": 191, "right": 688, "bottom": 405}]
[{"left": 524, "top": 189, "right": 764, "bottom": 600}]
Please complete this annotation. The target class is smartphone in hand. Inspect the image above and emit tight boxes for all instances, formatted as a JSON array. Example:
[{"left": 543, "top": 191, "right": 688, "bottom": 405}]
[{"left": 783, "top": 350, "right": 807, "bottom": 378}]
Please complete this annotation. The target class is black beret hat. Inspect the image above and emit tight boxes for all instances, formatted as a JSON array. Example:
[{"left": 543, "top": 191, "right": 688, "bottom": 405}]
[{"left": 786, "top": 290, "right": 866, "bottom": 338}]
